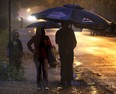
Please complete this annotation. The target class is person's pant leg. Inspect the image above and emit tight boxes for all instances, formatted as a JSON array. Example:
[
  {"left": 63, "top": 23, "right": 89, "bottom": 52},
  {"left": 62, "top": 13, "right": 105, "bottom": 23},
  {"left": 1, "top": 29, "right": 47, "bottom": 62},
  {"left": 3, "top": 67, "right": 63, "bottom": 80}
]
[
  {"left": 33, "top": 56, "right": 41, "bottom": 85},
  {"left": 66, "top": 51, "right": 74, "bottom": 85},
  {"left": 15, "top": 55, "right": 22, "bottom": 70},
  {"left": 37, "top": 64, "right": 41, "bottom": 86},
  {"left": 43, "top": 59, "right": 48, "bottom": 80},
  {"left": 59, "top": 51, "right": 67, "bottom": 84},
  {"left": 42, "top": 59, "right": 49, "bottom": 86}
]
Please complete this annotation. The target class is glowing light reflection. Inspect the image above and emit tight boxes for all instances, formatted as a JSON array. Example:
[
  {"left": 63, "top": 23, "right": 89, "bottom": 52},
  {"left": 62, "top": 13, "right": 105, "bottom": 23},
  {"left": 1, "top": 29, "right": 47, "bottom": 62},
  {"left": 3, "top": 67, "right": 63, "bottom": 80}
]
[
  {"left": 86, "top": 47, "right": 99, "bottom": 53},
  {"left": 27, "top": 8, "right": 31, "bottom": 12},
  {"left": 91, "top": 86, "right": 97, "bottom": 94},
  {"left": 74, "top": 61, "right": 82, "bottom": 67},
  {"left": 90, "top": 37, "right": 100, "bottom": 41},
  {"left": 27, "top": 16, "right": 37, "bottom": 21}
]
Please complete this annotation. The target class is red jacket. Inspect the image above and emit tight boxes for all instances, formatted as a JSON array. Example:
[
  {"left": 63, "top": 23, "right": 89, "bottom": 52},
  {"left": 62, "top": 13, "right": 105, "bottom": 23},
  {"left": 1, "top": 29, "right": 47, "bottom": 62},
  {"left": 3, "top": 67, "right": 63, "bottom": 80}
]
[{"left": 27, "top": 35, "right": 52, "bottom": 59}]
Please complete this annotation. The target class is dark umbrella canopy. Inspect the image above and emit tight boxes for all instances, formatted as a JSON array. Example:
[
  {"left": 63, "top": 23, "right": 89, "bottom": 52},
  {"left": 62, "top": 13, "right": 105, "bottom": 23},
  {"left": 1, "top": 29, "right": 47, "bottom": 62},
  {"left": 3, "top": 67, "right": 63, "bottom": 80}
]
[
  {"left": 32, "top": 4, "right": 109, "bottom": 30},
  {"left": 26, "top": 21, "right": 61, "bottom": 29}
]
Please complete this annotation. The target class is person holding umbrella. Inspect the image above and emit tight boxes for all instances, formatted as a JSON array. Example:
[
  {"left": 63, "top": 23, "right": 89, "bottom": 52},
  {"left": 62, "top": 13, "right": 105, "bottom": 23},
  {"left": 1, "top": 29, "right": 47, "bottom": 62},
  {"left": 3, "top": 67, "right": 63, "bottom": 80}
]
[
  {"left": 27, "top": 28, "right": 52, "bottom": 90},
  {"left": 55, "top": 22, "right": 77, "bottom": 87}
]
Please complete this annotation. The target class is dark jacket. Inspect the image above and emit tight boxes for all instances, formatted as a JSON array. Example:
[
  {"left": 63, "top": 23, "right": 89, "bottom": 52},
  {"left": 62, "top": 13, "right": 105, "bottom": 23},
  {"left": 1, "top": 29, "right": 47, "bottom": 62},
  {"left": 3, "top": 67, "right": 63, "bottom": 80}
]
[
  {"left": 55, "top": 28, "right": 77, "bottom": 51},
  {"left": 8, "top": 39, "right": 23, "bottom": 56}
]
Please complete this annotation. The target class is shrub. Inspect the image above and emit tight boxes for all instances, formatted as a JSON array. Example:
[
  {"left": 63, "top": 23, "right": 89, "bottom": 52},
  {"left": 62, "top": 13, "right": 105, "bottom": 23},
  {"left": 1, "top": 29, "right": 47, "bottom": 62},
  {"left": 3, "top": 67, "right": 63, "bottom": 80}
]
[{"left": 0, "top": 61, "right": 25, "bottom": 81}]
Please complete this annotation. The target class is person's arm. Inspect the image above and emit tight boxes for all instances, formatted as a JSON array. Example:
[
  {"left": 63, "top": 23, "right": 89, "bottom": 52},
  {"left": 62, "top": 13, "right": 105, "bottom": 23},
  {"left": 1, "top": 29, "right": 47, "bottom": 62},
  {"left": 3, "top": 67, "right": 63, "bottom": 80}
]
[
  {"left": 18, "top": 39, "right": 23, "bottom": 57},
  {"left": 73, "top": 32, "right": 77, "bottom": 48},
  {"left": 70, "top": 28, "right": 77, "bottom": 48},
  {"left": 44, "top": 36, "right": 52, "bottom": 49},
  {"left": 27, "top": 37, "right": 34, "bottom": 53},
  {"left": 55, "top": 30, "right": 59, "bottom": 44}
]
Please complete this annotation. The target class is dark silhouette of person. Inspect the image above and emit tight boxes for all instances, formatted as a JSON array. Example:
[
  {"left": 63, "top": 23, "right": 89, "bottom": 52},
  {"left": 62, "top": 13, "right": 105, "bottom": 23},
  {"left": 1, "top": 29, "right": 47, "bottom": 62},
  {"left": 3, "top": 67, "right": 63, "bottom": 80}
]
[
  {"left": 8, "top": 31, "right": 23, "bottom": 70},
  {"left": 55, "top": 22, "right": 77, "bottom": 86},
  {"left": 27, "top": 28, "right": 52, "bottom": 90}
]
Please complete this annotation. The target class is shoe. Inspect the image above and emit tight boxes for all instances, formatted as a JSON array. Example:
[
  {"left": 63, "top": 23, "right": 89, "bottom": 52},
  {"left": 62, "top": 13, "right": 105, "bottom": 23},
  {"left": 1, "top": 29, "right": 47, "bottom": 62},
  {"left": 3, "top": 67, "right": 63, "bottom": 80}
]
[
  {"left": 45, "top": 86, "right": 49, "bottom": 90},
  {"left": 37, "top": 83, "right": 42, "bottom": 90},
  {"left": 37, "top": 87, "right": 42, "bottom": 90}
]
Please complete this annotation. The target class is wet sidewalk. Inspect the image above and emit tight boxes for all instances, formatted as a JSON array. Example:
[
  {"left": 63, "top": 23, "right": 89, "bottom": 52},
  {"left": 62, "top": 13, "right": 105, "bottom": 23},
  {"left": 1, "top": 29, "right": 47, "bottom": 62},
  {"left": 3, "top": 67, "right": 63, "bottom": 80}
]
[
  {"left": 0, "top": 51, "right": 116, "bottom": 94},
  {"left": 0, "top": 63, "right": 115, "bottom": 94},
  {"left": 0, "top": 54, "right": 115, "bottom": 94}
]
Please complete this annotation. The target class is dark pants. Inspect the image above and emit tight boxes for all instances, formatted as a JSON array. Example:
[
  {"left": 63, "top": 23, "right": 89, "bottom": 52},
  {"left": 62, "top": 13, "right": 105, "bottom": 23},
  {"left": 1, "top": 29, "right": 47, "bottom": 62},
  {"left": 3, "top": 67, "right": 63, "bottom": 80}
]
[
  {"left": 59, "top": 49, "right": 74, "bottom": 85},
  {"left": 33, "top": 56, "right": 48, "bottom": 87},
  {"left": 9, "top": 54, "right": 22, "bottom": 70}
]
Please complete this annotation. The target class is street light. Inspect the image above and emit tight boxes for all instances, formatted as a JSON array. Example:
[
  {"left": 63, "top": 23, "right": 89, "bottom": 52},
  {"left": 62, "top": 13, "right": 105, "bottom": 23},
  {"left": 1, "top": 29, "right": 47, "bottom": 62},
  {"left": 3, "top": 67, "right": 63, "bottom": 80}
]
[
  {"left": 27, "top": 16, "right": 36, "bottom": 21},
  {"left": 27, "top": 8, "right": 31, "bottom": 12}
]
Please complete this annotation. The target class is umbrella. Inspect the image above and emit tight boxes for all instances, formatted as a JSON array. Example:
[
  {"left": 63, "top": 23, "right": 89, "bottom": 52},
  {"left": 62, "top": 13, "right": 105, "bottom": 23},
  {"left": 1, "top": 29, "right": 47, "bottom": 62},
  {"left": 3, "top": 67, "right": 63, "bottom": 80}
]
[
  {"left": 32, "top": 4, "right": 110, "bottom": 31},
  {"left": 26, "top": 21, "right": 61, "bottom": 29}
]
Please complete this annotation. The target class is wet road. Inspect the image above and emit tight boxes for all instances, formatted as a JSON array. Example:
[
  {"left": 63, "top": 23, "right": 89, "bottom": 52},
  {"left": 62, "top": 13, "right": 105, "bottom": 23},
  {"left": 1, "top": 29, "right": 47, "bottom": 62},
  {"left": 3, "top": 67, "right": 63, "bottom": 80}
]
[{"left": 74, "top": 30, "right": 116, "bottom": 89}]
